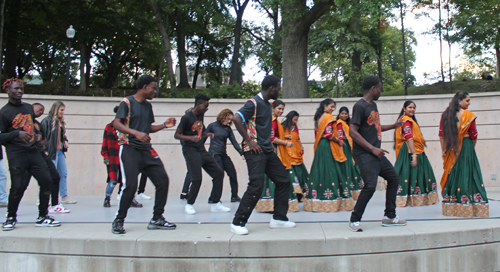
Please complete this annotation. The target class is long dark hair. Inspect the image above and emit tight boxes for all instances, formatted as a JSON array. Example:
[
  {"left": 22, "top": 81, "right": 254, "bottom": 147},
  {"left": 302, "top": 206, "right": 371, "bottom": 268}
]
[
  {"left": 282, "top": 110, "right": 299, "bottom": 132},
  {"left": 442, "top": 91, "right": 469, "bottom": 153},
  {"left": 314, "top": 99, "right": 335, "bottom": 122},
  {"left": 336, "top": 106, "right": 350, "bottom": 126},
  {"left": 272, "top": 99, "right": 285, "bottom": 109},
  {"left": 393, "top": 100, "right": 424, "bottom": 150}
]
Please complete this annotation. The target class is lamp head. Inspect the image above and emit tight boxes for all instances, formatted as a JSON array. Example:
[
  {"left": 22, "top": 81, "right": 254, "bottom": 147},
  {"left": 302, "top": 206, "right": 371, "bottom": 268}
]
[{"left": 66, "top": 25, "right": 75, "bottom": 39}]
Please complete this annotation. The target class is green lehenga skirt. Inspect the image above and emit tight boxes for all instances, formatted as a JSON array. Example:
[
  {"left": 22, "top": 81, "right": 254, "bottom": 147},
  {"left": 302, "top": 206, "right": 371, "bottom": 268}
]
[
  {"left": 303, "top": 138, "right": 354, "bottom": 212},
  {"left": 255, "top": 145, "right": 300, "bottom": 213},
  {"left": 340, "top": 139, "right": 363, "bottom": 200},
  {"left": 292, "top": 163, "right": 309, "bottom": 201},
  {"left": 394, "top": 143, "right": 438, "bottom": 207},
  {"left": 442, "top": 137, "right": 489, "bottom": 217}
]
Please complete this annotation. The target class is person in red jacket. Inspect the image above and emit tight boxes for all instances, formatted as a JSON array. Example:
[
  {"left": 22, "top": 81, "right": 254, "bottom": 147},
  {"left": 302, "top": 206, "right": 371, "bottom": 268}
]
[{"left": 101, "top": 106, "right": 142, "bottom": 208}]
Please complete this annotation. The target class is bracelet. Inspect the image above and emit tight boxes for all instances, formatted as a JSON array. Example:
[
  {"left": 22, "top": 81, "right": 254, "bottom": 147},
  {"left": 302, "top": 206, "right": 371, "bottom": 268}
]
[{"left": 163, "top": 123, "right": 167, "bottom": 129}]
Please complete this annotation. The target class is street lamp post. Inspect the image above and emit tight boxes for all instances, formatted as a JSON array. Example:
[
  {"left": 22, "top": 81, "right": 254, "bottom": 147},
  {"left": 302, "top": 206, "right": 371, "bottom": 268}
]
[{"left": 65, "top": 25, "right": 76, "bottom": 95}]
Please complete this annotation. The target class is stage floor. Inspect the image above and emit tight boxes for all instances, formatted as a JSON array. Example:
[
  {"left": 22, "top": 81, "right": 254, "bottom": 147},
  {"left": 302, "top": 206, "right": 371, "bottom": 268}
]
[{"left": 3, "top": 188, "right": 500, "bottom": 224}]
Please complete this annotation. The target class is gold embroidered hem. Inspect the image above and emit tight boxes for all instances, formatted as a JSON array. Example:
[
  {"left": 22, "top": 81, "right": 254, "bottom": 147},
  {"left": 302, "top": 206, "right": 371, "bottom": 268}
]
[
  {"left": 442, "top": 202, "right": 489, "bottom": 218},
  {"left": 255, "top": 199, "right": 300, "bottom": 213},
  {"left": 255, "top": 199, "right": 273, "bottom": 212},
  {"left": 288, "top": 199, "right": 299, "bottom": 212},
  {"left": 293, "top": 183, "right": 303, "bottom": 195},
  {"left": 351, "top": 190, "right": 361, "bottom": 201},
  {"left": 396, "top": 191, "right": 439, "bottom": 207},
  {"left": 303, "top": 198, "right": 355, "bottom": 213}
]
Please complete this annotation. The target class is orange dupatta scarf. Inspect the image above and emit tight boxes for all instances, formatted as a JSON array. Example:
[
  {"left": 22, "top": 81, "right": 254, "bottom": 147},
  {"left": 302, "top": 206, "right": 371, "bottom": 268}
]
[
  {"left": 395, "top": 116, "right": 425, "bottom": 158},
  {"left": 284, "top": 125, "right": 303, "bottom": 165},
  {"left": 440, "top": 110, "right": 476, "bottom": 194},
  {"left": 273, "top": 116, "right": 292, "bottom": 169},
  {"left": 314, "top": 113, "right": 346, "bottom": 163}
]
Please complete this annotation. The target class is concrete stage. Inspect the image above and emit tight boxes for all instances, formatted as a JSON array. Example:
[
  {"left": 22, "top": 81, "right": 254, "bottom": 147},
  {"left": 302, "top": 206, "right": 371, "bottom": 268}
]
[{"left": 1, "top": 190, "right": 500, "bottom": 271}]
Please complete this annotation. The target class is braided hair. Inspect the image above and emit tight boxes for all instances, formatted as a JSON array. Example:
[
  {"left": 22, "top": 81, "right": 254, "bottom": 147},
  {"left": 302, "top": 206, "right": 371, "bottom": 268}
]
[{"left": 2, "top": 78, "right": 24, "bottom": 90}]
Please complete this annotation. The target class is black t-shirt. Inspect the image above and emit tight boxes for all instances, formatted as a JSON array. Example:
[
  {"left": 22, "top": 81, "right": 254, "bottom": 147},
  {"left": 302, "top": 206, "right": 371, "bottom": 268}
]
[
  {"left": 350, "top": 98, "right": 382, "bottom": 156},
  {"left": 177, "top": 110, "right": 205, "bottom": 151},
  {"left": 236, "top": 93, "right": 273, "bottom": 153},
  {"left": 0, "top": 101, "right": 37, "bottom": 158},
  {"left": 115, "top": 96, "right": 155, "bottom": 150}
]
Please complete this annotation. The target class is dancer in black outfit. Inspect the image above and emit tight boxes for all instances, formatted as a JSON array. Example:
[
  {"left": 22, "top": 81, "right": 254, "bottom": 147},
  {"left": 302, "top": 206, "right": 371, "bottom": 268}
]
[
  {"left": 348, "top": 75, "right": 407, "bottom": 232},
  {"left": 111, "top": 75, "right": 177, "bottom": 234},
  {"left": 0, "top": 78, "right": 60, "bottom": 231},
  {"left": 175, "top": 94, "right": 230, "bottom": 215},
  {"left": 230, "top": 75, "right": 296, "bottom": 235},
  {"left": 206, "top": 109, "right": 244, "bottom": 202}
]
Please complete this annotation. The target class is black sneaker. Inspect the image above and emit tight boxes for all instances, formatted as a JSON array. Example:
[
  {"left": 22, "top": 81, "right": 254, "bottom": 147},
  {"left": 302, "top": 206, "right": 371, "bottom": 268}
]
[
  {"left": 112, "top": 218, "right": 126, "bottom": 234},
  {"left": 180, "top": 193, "right": 187, "bottom": 200},
  {"left": 147, "top": 216, "right": 176, "bottom": 230},
  {"left": 35, "top": 215, "right": 61, "bottom": 227},
  {"left": 3, "top": 217, "right": 17, "bottom": 231},
  {"left": 231, "top": 196, "right": 241, "bottom": 202}
]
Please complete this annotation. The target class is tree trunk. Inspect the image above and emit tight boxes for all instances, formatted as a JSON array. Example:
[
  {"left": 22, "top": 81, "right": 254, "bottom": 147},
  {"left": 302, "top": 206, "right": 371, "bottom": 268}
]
[
  {"left": 229, "top": 0, "right": 250, "bottom": 85},
  {"left": 281, "top": 0, "right": 334, "bottom": 98},
  {"left": 85, "top": 43, "right": 92, "bottom": 87},
  {"left": 438, "top": 0, "right": 444, "bottom": 84},
  {"left": 79, "top": 42, "right": 87, "bottom": 91},
  {"left": 149, "top": 0, "right": 177, "bottom": 97},
  {"left": 400, "top": 1, "right": 407, "bottom": 95},
  {"left": 336, "top": 33, "right": 343, "bottom": 98},
  {"left": 0, "top": 0, "right": 6, "bottom": 75},
  {"left": 377, "top": 19, "right": 383, "bottom": 88},
  {"left": 271, "top": 10, "right": 282, "bottom": 77},
  {"left": 176, "top": 18, "right": 190, "bottom": 88},
  {"left": 282, "top": 22, "right": 309, "bottom": 98},
  {"left": 192, "top": 38, "right": 205, "bottom": 89},
  {"left": 496, "top": 46, "right": 500, "bottom": 78},
  {"left": 351, "top": 2, "right": 362, "bottom": 72}
]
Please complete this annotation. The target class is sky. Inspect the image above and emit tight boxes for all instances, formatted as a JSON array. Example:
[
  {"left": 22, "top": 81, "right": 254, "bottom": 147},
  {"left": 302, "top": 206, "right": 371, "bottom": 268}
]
[{"left": 240, "top": 2, "right": 469, "bottom": 86}]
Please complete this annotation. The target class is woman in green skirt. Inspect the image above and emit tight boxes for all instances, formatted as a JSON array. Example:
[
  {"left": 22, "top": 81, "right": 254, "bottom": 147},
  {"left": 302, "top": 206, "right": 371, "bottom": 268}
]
[
  {"left": 440, "top": 91, "right": 488, "bottom": 217},
  {"left": 255, "top": 100, "right": 300, "bottom": 213},
  {"left": 303, "top": 99, "right": 354, "bottom": 213},
  {"left": 282, "top": 110, "right": 309, "bottom": 201},
  {"left": 336, "top": 106, "right": 363, "bottom": 200},
  {"left": 394, "top": 101, "right": 438, "bottom": 207}
]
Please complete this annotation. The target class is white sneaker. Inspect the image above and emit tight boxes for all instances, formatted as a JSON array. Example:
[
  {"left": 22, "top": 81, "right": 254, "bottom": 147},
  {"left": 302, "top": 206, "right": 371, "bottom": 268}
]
[
  {"left": 136, "top": 193, "right": 152, "bottom": 200},
  {"left": 60, "top": 196, "right": 77, "bottom": 204},
  {"left": 270, "top": 219, "right": 296, "bottom": 229},
  {"left": 231, "top": 223, "right": 249, "bottom": 235},
  {"left": 185, "top": 204, "right": 196, "bottom": 215},
  {"left": 210, "top": 202, "right": 231, "bottom": 213},
  {"left": 48, "top": 204, "right": 70, "bottom": 214}
]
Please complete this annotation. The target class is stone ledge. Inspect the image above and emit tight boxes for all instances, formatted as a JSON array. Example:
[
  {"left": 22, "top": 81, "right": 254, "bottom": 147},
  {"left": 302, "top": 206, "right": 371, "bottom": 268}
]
[{"left": 1, "top": 220, "right": 499, "bottom": 259}]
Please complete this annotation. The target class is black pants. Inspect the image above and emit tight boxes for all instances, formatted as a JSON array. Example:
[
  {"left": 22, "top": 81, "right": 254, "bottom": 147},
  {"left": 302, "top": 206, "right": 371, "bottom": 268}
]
[
  {"left": 116, "top": 145, "right": 170, "bottom": 220},
  {"left": 183, "top": 148, "right": 224, "bottom": 205},
  {"left": 181, "top": 172, "right": 191, "bottom": 194},
  {"left": 138, "top": 171, "right": 148, "bottom": 194},
  {"left": 232, "top": 151, "right": 290, "bottom": 226},
  {"left": 24, "top": 152, "right": 60, "bottom": 207},
  {"left": 7, "top": 150, "right": 52, "bottom": 218},
  {"left": 350, "top": 153, "right": 399, "bottom": 222},
  {"left": 213, "top": 153, "right": 239, "bottom": 198}
]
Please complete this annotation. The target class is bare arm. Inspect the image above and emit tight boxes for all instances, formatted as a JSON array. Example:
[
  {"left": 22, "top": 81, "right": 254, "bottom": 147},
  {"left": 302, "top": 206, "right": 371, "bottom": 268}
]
[
  {"left": 349, "top": 123, "right": 388, "bottom": 158},
  {"left": 150, "top": 117, "right": 176, "bottom": 133},
  {"left": 406, "top": 138, "right": 418, "bottom": 166},
  {"left": 174, "top": 128, "right": 200, "bottom": 142},
  {"left": 272, "top": 138, "right": 293, "bottom": 147},
  {"left": 381, "top": 116, "right": 404, "bottom": 132}
]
